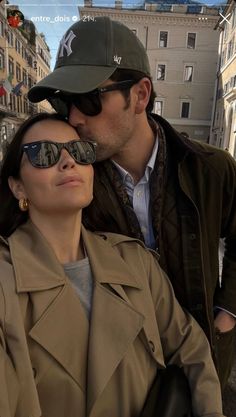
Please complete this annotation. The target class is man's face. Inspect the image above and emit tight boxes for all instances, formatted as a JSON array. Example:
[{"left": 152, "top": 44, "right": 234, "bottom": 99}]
[{"left": 68, "top": 80, "right": 138, "bottom": 162}]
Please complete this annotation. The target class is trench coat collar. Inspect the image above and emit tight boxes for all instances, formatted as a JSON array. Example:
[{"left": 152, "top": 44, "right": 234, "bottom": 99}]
[{"left": 7, "top": 220, "right": 142, "bottom": 293}]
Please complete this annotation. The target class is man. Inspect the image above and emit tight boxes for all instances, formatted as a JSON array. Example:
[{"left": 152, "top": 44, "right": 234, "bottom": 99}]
[{"left": 28, "top": 16, "right": 236, "bottom": 389}]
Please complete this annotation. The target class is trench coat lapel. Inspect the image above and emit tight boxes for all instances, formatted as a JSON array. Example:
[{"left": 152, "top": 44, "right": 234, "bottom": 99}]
[
  {"left": 9, "top": 221, "right": 89, "bottom": 393},
  {"left": 87, "top": 283, "right": 144, "bottom": 415},
  {"left": 81, "top": 228, "right": 145, "bottom": 415},
  {"left": 29, "top": 283, "right": 89, "bottom": 391}
]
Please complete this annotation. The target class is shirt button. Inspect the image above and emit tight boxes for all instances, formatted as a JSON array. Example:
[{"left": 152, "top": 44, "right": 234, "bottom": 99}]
[
  {"left": 149, "top": 340, "right": 155, "bottom": 352},
  {"left": 136, "top": 191, "right": 143, "bottom": 197}
]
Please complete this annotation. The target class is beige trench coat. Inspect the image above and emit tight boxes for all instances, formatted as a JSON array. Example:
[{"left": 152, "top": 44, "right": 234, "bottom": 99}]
[{"left": 0, "top": 221, "right": 224, "bottom": 417}]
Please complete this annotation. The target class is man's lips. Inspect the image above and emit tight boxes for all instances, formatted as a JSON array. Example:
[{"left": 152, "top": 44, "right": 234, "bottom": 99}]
[{"left": 57, "top": 175, "right": 84, "bottom": 186}]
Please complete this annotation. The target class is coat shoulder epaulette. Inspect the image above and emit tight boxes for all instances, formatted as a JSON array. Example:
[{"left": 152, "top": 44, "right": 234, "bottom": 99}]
[
  {"left": 93, "top": 231, "right": 160, "bottom": 261},
  {"left": 94, "top": 231, "right": 145, "bottom": 247}
]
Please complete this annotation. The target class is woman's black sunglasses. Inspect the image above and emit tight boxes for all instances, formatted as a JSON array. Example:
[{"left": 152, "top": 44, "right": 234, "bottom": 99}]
[
  {"left": 22, "top": 140, "right": 97, "bottom": 168},
  {"left": 47, "top": 80, "right": 137, "bottom": 118}
]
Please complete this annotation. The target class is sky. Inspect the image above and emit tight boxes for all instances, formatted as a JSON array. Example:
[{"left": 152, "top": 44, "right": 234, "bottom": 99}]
[{"left": 7, "top": 0, "right": 226, "bottom": 68}]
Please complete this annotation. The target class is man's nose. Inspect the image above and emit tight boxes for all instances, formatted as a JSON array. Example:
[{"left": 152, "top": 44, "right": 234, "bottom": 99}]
[{"left": 69, "top": 104, "right": 86, "bottom": 127}]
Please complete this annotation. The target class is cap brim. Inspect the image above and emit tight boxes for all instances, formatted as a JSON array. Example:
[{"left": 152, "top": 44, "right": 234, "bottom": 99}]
[{"left": 28, "top": 65, "right": 116, "bottom": 103}]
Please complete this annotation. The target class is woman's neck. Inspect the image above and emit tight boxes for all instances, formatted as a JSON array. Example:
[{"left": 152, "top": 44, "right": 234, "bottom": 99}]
[{"left": 30, "top": 211, "right": 84, "bottom": 264}]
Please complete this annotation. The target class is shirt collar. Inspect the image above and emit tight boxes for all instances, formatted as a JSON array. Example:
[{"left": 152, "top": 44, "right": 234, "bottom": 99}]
[{"left": 112, "top": 134, "right": 159, "bottom": 184}]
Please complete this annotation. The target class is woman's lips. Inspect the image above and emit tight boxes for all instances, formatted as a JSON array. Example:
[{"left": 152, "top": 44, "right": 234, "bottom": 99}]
[{"left": 57, "top": 175, "right": 84, "bottom": 186}]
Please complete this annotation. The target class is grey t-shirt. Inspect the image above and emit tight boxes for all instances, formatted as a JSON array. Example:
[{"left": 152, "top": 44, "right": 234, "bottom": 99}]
[{"left": 63, "top": 257, "right": 93, "bottom": 320}]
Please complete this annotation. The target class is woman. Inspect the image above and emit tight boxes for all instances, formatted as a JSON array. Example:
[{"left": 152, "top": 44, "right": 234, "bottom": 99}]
[{"left": 0, "top": 113, "right": 224, "bottom": 417}]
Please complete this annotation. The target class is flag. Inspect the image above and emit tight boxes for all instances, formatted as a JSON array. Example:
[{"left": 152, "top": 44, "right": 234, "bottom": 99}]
[
  {"left": 12, "top": 81, "right": 24, "bottom": 96},
  {"left": 8, "top": 74, "right": 13, "bottom": 83},
  {"left": 0, "top": 86, "right": 6, "bottom": 97},
  {"left": 3, "top": 78, "right": 12, "bottom": 94}
]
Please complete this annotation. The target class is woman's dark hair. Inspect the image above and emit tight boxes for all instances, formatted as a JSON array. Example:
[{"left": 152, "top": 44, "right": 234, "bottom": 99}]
[
  {"left": 110, "top": 69, "right": 156, "bottom": 114},
  {"left": 0, "top": 112, "right": 67, "bottom": 237}
]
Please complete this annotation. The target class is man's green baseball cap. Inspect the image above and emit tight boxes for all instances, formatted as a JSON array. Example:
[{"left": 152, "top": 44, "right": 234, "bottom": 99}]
[{"left": 28, "top": 16, "right": 151, "bottom": 103}]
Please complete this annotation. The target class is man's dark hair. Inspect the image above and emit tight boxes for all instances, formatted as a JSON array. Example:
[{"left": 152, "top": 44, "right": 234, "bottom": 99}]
[
  {"left": 110, "top": 69, "right": 156, "bottom": 114},
  {"left": 0, "top": 112, "right": 67, "bottom": 237}
]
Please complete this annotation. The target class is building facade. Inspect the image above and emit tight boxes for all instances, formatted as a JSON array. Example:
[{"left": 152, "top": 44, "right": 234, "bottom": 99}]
[
  {"left": 0, "top": 1, "right": 51, "bottom": 161},
  {"left": 35, "top": 32, "right": 52, "bottom": 113},
  {"left": 79, "top": 0, "right": 219, "bottom": 141},
  {"left": 80, "top": 0, "right": 219, "bottom": 142},
  {"left": 210, "top": 0, "right": 236, "bottom": 158}
]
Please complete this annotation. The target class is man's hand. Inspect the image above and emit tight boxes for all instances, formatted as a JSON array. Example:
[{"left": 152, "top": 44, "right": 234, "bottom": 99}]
[{"left": 214, "top": 310, "right": 236, "bottom": 333}]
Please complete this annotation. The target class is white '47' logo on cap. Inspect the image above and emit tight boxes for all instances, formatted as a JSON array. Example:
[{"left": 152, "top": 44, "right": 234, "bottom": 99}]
[
  {"left": 57, "top": 30, "right": 76, "bottom": 59},
  {"left": 113, "top": 55, "right": 122, "bottom": 65}
]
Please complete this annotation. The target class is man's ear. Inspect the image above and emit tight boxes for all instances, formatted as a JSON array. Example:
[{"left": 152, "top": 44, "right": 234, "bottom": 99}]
[
  {"left": 8, "top": 176, "right": 26, "bottom": 201},
  {"left": 134, "top": 78, "right": 152, "bottom": 114}
]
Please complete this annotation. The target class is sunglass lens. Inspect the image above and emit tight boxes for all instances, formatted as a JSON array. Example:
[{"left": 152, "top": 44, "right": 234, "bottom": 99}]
[
  {"left": 48, "top": 97, "right": 69, "bottom": 118},
  {"left": 69, "top": 141, "right": 96, "bottom": 164},
  {"left": 48, "top": 91, "right": 102, "bottom": 117},
  {"left": 28, "top": 142, "right": 59, "bottom": 167},
  {"left": 72, "top": 92, "right": 101, "bottom": 117}
]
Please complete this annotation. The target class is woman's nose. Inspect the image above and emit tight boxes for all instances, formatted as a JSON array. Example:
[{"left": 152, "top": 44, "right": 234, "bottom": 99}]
[{"left": 58, "top": 148, "right": 76, "bottom": 170}]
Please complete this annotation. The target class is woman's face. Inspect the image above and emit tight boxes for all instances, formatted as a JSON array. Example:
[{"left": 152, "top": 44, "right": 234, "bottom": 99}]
[{"left": 9, "top": 119, "right": 94, "bottom": 218}]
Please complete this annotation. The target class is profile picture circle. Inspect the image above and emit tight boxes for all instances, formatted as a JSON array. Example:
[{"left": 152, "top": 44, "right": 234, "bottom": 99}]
[{"left": 7, "top": 9, "right": 24, "bottom": 28}]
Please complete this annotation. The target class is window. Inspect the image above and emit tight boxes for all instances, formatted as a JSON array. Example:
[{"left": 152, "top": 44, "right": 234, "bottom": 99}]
[
  {"left": 224, "top": 24, "right": 228, "bottom": 41},
  {"left": 17, "top": 96, "right": 23, "bottom": 113},
  {"left": 181, "top": 102, "right": 190, "bottom": 118},
  {"left": 15, "top": 38, "right": 21, "bottom": 54},
  {"left": 223, "top": 81, "right": 231, "bottom": 95},
  {"left": 6, "top": 31, "right": 14, "bottom": 46},
  {"left": 232, "top": 7, "right": 236, "bottom": 28},
  {"left": 0, "top": 94, "right": 6, "bottom": 106},
  {"left": 23, "top": 95, "right": 28, "bottom": 114},
  {"left": 0, "top": 20, "right": 4, "bottom": 37},
  {"left": 159, "top": 31, "right": 168, "bottom": 47},
  {"left": 16, "top": 63, "right": 21, "bottom": 81},
  {"left": 8, "top": 56, "right": 14, "bottom": 77},
  {"left": 9, "top": 93, "right": 16, "bottom": 112},
  {"left": 227, "top": 40, "right": 234, "bottom": 61},
  {"left": 23, "top": 69, "right": 27, "bottom": 86},
  {"left": 157, "top": 64, "right": 166, "bottom": 80},
  {"left": 220, "top": 49, "right": 226, "bottom": 68},
  {"left": 233, "top": 75, "right": 236, "bottom": 88},
  {"left": 184, "top": 65, "right": 193, "bottom": 82},
  {"left": 21, "top": 46, "right": 26, "bottom": 60},
  {"left": 230, "top": 76, "right": 235, "bottom": 88},
  {"left": 28, "top": 76, "right": 33, "bottom": 89},
  {"left": 153, "top": 100, "right": 163, "bottom": 116},
  {"left": 0, "top": 47, "right": 4, "bottom": 69},
  {"left": 27, "top": 55, "right": 33, "bottom": 68},
  {"left": 187, "top": 33, "right": 196, "bottom": 49}
]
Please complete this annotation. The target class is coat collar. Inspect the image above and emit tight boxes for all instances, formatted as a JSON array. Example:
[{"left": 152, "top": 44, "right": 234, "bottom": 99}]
[
  {"left": 7, "top": 220, "right": 142, "bottom": 293},
  {"left": 149, "top": 113, "right": 213, "bottom": 160}
]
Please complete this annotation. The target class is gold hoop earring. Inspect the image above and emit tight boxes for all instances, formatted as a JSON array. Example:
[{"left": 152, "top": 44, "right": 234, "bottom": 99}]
[{"left": 19, "top": 198, "right": 29, "bottom": 212}]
